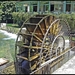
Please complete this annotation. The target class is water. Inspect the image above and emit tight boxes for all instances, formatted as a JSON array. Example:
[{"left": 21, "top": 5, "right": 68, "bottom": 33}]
[{"left": 0, "top": 30, "right": 17, "bottom": 62}]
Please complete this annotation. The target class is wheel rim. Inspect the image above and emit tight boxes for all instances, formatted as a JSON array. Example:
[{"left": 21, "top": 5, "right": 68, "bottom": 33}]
[{"left": 15, "top": 15, "right": 71, "bottom": 73}]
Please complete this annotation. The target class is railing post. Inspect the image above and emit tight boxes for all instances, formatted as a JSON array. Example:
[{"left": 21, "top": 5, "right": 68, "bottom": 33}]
[{"left": 68, "top": 50, "right": 70, "bottom": 60}]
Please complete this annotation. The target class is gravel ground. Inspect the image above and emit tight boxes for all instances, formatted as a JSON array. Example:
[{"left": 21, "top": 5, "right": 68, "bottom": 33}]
[{"left": 0, "top": 62, "right": 16, "bottom": 74}]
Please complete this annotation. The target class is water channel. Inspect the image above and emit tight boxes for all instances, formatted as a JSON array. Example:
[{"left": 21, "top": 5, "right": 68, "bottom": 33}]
[{"left": 0, "top": 30, "right": 17, "bottom": 62}]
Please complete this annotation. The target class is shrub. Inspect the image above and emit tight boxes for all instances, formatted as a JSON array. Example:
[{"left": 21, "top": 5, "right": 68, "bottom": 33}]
[
  {"left": 59, "top": 13, "right": 75, "bottom": 32},
  {"left": 12, "top": 12, "right": 38, "bottom": 27}
]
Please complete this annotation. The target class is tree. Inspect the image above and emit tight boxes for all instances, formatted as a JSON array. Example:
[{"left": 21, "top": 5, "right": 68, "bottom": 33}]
[
  {"left": 1, "top": 1, "right": 16, "bottom": 23},
  {"left": 1, "top": 1, "right": 16, "bottom": 13}
]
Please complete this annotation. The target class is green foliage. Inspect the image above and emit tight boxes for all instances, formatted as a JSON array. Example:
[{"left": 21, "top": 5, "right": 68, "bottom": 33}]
[
  {"left": 59, "top": 13, "right": 75, "bottom": 32},
  {"left": 0, "top": 1, "right": 16, "bottom": 22},
  {"left": 12, "top": 12, "right": 29, "bottom": 27},
  {"left": 6, "top": 23, "right": 20, "bottom": 34},
  {"left": 0, "top": 10, "right": 3, "bottom": 21},
  {"left": 1, "top": 1, "right": 16, "bottom": 13},
  {"left": 12, "top": 12, "right": 38, "bottom": 27}
]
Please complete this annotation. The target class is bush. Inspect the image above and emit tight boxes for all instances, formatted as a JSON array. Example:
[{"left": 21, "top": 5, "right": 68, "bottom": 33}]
[
  {"left": 59, "top": 13, "right": 75, "bottom": 32},
  {"left": 12, "top": 12, "right": 38, "bottom": 27},
  {"left": 0, "top": 10, "right": 3, "bottom": 22}
]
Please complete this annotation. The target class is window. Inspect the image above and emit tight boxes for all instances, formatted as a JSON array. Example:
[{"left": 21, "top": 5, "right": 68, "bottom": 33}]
[
  {"left": 50, "top": 4, "right": 54, "bottom": 11},
  {"left": 74, "top": 4, "right": 75, "bottom": 11},
  {"left": 59, "top": 4, "right": 63, "bottom": 12},
  {"left": 16, "top": 7, "right": 22, "bottom": 12},
  {"left": 25, "top": 6, "right": 27, "bottom": 12},
  {"left": 66, "top": 4, "right": 71, "bottom": 12},
  {"left": 43, "top": 4, "right": 49, "bottom": 12},
  {"left": 33, "top": 4, "right": 37, "bottom": 12},
  {"left": 55, "top": 4, "right": 59, "bottom": 11}
]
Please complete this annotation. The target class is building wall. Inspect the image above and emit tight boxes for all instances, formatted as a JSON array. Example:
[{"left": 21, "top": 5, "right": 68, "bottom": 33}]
[{"left": 15, "top": 1, "right": 75, "bottom": 14}]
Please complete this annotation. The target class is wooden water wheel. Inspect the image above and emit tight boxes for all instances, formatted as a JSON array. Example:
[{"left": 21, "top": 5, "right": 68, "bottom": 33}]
[{"left": 15, "top": 14, "right": 71, "bottom": 74}]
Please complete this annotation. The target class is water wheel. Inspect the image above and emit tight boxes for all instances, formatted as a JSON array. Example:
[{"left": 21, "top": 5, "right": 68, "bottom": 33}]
[{"left": 15, "top": 14, "right": 71, "bottom": 74}]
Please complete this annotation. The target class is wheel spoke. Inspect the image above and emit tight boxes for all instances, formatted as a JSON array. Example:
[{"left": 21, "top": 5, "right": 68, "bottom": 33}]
[{"left": 15, "top": 15, "right": 70, "bottom": 74}]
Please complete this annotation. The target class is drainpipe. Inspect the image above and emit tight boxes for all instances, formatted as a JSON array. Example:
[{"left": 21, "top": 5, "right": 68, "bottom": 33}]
[
  {"left": 63, "top": 1, "right": 66, "bottom": 13},
  {"left": 38, "top": 1, "right": 40, "bottom": 14},
  {"left": 49, "top": 1, "right": 50, "bottom": 12},
  {"left": 40, "top": 2, "right": 43, "bottom": 14},
  {"left": 71, "top": 1, "right": 73, "bottom": 13}
]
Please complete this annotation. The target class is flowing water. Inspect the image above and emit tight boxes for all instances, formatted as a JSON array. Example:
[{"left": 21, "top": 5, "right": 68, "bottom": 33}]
[{"left": 0, "top": 30, "right": 17, "bottom": 62}]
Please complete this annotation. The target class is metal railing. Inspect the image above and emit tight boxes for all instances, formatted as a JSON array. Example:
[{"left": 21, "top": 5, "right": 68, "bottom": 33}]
[{"left": 30, "top": 46, "right": 75, "bottom": 74}]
